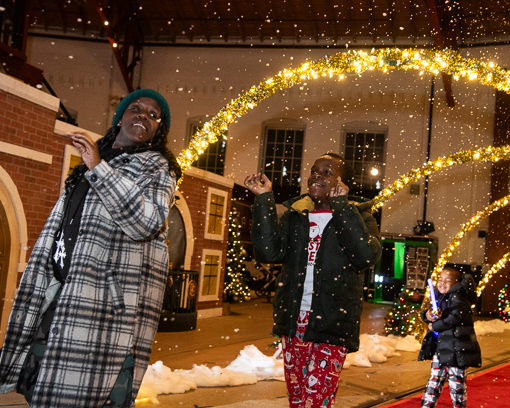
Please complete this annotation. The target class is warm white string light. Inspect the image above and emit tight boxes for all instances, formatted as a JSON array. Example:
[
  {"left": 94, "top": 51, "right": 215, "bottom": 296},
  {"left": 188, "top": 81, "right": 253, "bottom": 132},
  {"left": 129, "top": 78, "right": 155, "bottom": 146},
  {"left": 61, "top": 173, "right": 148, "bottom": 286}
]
[{"left": 176, "top": 48, "right": 510, "bottom": 183}]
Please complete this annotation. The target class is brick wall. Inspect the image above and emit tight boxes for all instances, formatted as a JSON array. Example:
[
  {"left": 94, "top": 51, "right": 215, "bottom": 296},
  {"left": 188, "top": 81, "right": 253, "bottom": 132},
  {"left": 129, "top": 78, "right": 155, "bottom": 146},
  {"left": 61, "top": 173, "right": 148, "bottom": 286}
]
[
  {"left": 0, "top": 90, "right": 68, "bottom": 283},
  {"left": 179, "top": 174, "right": 232, "bottom": 310}
]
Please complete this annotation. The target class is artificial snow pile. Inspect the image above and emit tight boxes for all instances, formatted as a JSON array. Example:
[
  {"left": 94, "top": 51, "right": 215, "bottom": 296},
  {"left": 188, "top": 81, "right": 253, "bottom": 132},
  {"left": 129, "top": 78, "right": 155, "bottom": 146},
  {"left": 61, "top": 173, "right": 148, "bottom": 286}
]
[
  {"left": 225, "top": 343, "right": 285, "bottom": 380},
  {"left": 138, "top": 319, "right": 509, "bottom": 404},
  {"left": 137, "top": 345, "right": 283, "bottom": 404},
  {"left": 343, "top": 334, "right": 421, "bottom": 368},
  {"left": 474, "top": 319, "right": 509, "bottom": 336}
]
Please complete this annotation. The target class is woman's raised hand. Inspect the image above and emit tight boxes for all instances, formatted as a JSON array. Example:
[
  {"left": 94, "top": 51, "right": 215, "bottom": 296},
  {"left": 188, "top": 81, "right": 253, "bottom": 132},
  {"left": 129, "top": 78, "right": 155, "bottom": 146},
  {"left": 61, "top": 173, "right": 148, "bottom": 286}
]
[
  {"left": 68, "top": 132, "right": 101, "bottom": 170},
  {"left": 244, "top": 173, "right": 272, "bottom": 195}
]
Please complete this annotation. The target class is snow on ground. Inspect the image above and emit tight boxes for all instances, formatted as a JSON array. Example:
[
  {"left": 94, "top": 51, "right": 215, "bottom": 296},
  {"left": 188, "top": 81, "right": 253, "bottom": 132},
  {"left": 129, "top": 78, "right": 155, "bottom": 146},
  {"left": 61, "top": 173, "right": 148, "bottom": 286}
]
[
  {"left": 138, "top": 319, "right": 509, "bottom": 403},
  {"left": 137, "top": 345, "right": 283, "bottom": 404},
  {"left": 343, "top": 334, "right": 421, "bottom": 368},
  {"left": 474, "top": 319, "right": 508, "bottom": 336}
]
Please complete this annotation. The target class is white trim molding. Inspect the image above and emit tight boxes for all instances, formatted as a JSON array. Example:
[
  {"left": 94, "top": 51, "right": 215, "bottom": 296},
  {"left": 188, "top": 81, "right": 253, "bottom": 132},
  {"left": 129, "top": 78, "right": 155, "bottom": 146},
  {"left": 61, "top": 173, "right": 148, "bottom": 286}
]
[
  {"left": 54, "top": 120, "right": 103, "bottom": 141},
  {"left": 0, "top": 141, "right": 53, "bottom": 164},
  {"left": 198, "top": 248, "right": 223, "bottom": 302},
  {"left": 0, "top": 72, "right": 59, "bottom": 112},
  {"left": 184, "top": 166, "right": 234, "bottom": 189},
  {"left": 204, "top": 187, "right": 228, "bottom": 241},
  {"left": 174, "top": 190, "right": 194, "bottom": 271}
]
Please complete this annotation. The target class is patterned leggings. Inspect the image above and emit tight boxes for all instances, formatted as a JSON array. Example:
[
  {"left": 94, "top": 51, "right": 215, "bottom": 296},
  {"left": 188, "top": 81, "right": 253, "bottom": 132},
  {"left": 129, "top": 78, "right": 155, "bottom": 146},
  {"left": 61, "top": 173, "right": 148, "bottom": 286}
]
[
  {"left": 421, "top": 354, "right": 468, "bottom": 408},
  {"left": 282, "top": 311, "right": 348, "bottom": 408}
]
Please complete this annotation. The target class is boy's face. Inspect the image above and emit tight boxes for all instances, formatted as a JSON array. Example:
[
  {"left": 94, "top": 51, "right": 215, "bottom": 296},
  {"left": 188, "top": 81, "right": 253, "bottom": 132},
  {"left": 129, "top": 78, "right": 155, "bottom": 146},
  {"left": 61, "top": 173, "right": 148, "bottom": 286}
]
[
  {"left": 437, "top": 270, "right": 459, "bottom": 294},
  {"left": 307, "top": 156, "right": 341, "bottom": 207}
]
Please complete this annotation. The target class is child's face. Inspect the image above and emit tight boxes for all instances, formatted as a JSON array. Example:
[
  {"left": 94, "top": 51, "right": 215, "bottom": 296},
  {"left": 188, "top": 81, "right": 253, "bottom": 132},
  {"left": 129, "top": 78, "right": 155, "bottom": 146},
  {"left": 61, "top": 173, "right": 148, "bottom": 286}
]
[
  {"left": 437, "top": 270, "right": 458, "bottom": 294},
  {"left": 307, "top": 157, "right": 341, "bottom": 208}
]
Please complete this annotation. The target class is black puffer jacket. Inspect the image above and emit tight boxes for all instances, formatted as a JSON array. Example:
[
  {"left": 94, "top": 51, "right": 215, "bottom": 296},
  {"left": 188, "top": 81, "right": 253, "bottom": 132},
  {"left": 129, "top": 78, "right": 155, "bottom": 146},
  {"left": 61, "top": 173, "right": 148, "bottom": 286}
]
[
  {"left": 418, "top": 281, "right": 481, "bottom": 367},
  {"left": 251, "top": 192, "right": 381, "bottom": 351}
]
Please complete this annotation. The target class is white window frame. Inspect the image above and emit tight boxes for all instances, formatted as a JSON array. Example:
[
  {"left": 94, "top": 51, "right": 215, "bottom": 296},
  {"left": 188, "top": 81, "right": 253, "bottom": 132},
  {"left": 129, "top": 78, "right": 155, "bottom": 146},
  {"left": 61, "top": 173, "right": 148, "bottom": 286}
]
[
  {"left": 204, "top": 187, "right": 228, "bottom": 240},
  {"left": 198, "top": 248, "right": 223, "bottom": 301},
  {"left": 60, "top": 144, "right": 81, "bottom": 193}
]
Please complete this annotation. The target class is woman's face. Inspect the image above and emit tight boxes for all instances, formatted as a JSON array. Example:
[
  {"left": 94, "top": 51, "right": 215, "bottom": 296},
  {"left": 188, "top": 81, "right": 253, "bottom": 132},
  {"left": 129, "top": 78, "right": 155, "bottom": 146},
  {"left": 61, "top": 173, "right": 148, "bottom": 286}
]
[{"left": 114, "top": 97, "right": 162, "bottom": 148}]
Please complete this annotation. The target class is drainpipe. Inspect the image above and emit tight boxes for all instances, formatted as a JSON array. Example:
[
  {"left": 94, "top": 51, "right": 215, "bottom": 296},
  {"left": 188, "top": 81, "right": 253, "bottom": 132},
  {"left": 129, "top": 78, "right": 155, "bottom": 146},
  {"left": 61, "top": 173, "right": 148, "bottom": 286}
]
[{"left": 423, "top": 76, "right": 435, "bottom": 222}]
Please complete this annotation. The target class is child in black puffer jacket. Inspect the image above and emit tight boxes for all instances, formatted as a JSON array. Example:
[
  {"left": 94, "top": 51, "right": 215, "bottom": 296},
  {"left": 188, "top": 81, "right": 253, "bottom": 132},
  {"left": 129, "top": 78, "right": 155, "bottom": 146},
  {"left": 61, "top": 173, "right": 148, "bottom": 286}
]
[{"left": 418, "top": 267, "right": 481, "bottom": 408}]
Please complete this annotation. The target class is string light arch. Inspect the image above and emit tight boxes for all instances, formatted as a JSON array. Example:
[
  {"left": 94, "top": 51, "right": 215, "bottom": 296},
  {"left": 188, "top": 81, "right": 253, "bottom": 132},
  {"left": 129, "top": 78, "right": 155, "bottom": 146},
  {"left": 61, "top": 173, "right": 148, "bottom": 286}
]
[
  {"left": 371, "top": 146, "right": 510, "bottom": 211},
  {"left": 420, "top": 194, "right": 510, "bottom": 306},
  {"left": 368, "top": 147, "right": 510, "bottom": 304},
  {"left": 478, "top": 253, "right": 510, "bottom": 299},
  {"left": 432, "top": 194, "right": 510, "bottom": 281},
  {"left": 176, "top": 48, "right": 510, "bottom": 180}
]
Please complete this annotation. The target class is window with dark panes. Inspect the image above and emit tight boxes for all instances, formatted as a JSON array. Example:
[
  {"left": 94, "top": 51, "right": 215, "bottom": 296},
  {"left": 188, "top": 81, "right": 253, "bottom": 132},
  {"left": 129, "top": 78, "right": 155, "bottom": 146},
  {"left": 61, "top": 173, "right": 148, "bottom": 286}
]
[
  {"left": 344, "top": 131, "right": 386, "bottom": 192},
  {"left": 262, "top": 126, "right": 304, "bottom": 203},
  {"left": 189, "top": 123, "right": 227, "bottom": 176}
]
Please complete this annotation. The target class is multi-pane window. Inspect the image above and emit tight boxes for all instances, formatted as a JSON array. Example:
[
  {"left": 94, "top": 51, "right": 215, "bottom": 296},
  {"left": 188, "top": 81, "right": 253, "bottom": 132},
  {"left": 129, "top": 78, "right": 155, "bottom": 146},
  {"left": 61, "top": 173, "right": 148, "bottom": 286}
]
[
  {"left": 199, "top": 249, "right": 222, "bottom": 301},
  {"left": 344, "top": 130, "right": 386, "bottom": 191},
  {"left": 189, "top": 123, "right": 227, "bottom": 176},
  {"left": 205, "top": 188, "right": 228, "bottom": 240},
  {"left": 261, "top": 124, "right": 304, "bottom": 202},
  {"left": 207, "top": 193, "right": 225, "bottom": 235},
  {"left": 201, "top": 253, "right": 220, "bottom": 297}
]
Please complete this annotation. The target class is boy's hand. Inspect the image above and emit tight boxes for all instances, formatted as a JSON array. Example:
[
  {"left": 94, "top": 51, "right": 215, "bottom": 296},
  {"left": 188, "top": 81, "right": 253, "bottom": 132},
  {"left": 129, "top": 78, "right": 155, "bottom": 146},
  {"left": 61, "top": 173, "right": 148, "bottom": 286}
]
[
  {"left": 428, "top": 323, "right": 434, "bottom": 331},
  {"left": 244, "top": 173, "right": 272, "bottom": 195},
  {"left": 330, "top": 177, "right": 349, "bottom": 197}
]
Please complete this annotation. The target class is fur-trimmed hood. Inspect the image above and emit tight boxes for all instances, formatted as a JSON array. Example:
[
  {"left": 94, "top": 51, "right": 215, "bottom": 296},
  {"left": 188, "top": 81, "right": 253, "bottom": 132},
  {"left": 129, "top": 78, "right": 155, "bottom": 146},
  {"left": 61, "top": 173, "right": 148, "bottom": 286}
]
[{"left": 283, "top": 193, "right": 375, "bottom": 214}]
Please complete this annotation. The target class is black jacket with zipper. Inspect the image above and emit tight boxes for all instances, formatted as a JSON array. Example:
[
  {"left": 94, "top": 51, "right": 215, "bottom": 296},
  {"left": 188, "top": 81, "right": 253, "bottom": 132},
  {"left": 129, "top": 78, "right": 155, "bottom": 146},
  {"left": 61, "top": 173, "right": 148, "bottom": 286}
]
[
  {"left": 419, "top": 280, "right": 481, "bottom": 367},
  {"left": 251, "top": 192, "right": 381, "bottom": 351}
]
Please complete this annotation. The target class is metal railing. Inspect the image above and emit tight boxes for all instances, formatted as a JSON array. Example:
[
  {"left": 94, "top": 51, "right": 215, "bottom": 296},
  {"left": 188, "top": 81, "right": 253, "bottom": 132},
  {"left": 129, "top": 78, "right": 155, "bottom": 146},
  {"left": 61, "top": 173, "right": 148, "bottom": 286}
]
[{"left": 161, "top": 270, "right": 198, "bottom": 314}]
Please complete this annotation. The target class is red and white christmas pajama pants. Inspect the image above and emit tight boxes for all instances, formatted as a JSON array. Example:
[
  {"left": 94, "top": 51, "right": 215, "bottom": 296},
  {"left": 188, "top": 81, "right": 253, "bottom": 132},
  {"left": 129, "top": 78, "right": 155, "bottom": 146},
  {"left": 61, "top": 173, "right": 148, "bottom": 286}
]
[{"left": 282, "top": 311, "right": 348, "bottom": 408}]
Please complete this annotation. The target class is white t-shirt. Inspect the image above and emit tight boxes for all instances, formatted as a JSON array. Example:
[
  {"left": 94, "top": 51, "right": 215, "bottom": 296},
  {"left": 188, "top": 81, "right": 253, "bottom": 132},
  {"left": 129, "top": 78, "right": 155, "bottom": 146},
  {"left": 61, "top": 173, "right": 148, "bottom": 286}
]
[{"left": 300, "top": 210, "right": 333, "bottom": 311}]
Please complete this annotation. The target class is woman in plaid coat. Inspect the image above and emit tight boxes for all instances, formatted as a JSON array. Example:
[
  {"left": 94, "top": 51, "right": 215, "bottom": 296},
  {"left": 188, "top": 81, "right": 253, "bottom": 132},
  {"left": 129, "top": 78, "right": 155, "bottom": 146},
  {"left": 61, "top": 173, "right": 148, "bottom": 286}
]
[{"left": 0, "top": 90, "right": 181, "bottom": 407}]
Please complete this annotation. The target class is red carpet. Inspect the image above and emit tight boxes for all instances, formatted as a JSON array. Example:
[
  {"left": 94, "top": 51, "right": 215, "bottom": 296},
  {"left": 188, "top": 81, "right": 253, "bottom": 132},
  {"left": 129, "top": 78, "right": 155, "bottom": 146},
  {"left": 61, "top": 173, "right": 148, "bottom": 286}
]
[{"left": 381, "top": 362, "right": 510, "bottom": 408}]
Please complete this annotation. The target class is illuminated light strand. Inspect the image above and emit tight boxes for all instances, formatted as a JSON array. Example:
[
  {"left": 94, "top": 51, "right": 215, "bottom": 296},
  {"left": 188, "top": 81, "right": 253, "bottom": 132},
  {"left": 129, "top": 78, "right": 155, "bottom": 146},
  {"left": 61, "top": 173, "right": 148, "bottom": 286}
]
[
  {"left": 383, "top": 288, "right": 423, "bottom": 339},
  {"left": 372, "top": 145, "right": 510, "bottom": 307},
  {"left": 176, "top": 49, "right": 510, "bottom": 184},
  {"left": 419, "top": 194, "right": 510, "bottom": 308},
  {"left": 224, "top": 209, "right": 250, "bottom": 299},
  {"left": 431, "top": 194, "right": 510, "bottom": 283},
  {"left": 371, "top": 145, "right": 510, "bottom": 211},
  {"left": 476, "top": 253, "right": 510, "bottom": 298},
  {"left": 498, "top": 284, "right": 510, "bottom": 322},
  {"left": 135, "top": 398, "right": 150, "bottom": 403}
]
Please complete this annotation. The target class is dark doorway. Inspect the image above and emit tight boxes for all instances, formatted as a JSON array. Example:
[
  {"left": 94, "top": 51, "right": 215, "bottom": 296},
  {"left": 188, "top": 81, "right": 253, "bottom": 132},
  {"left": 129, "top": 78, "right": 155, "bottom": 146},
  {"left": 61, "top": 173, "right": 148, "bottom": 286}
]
[
  {"left": 0, "top": 202, "right": 10, "bottom": 318},
  {"left": 167, "top": 205, "right": 186, "bottom": 271}
]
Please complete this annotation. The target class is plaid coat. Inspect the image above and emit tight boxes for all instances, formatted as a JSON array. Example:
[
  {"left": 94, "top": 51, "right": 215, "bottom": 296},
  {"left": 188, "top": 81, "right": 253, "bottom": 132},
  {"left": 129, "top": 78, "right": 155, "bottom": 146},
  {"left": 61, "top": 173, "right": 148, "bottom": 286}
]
[{"left": 0, "top": 150, "right": 175, "bottom": 407}]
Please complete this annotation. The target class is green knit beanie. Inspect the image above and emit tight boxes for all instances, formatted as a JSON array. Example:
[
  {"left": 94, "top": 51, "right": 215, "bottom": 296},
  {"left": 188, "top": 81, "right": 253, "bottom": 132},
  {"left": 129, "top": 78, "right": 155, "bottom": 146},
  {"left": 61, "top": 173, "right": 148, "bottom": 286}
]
[{"left": 112, "top": 89, "right": 171, "bottom": 128}]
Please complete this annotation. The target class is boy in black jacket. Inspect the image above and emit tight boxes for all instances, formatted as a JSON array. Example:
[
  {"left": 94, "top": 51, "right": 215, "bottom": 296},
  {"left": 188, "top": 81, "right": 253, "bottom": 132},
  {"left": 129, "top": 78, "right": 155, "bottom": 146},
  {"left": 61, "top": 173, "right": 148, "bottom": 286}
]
[
  {"left": 245, "top": 153, "right": 381, "bottom": 408},
  {"left": 419, "top": 267, "right": 481, "bottom": 408}
]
